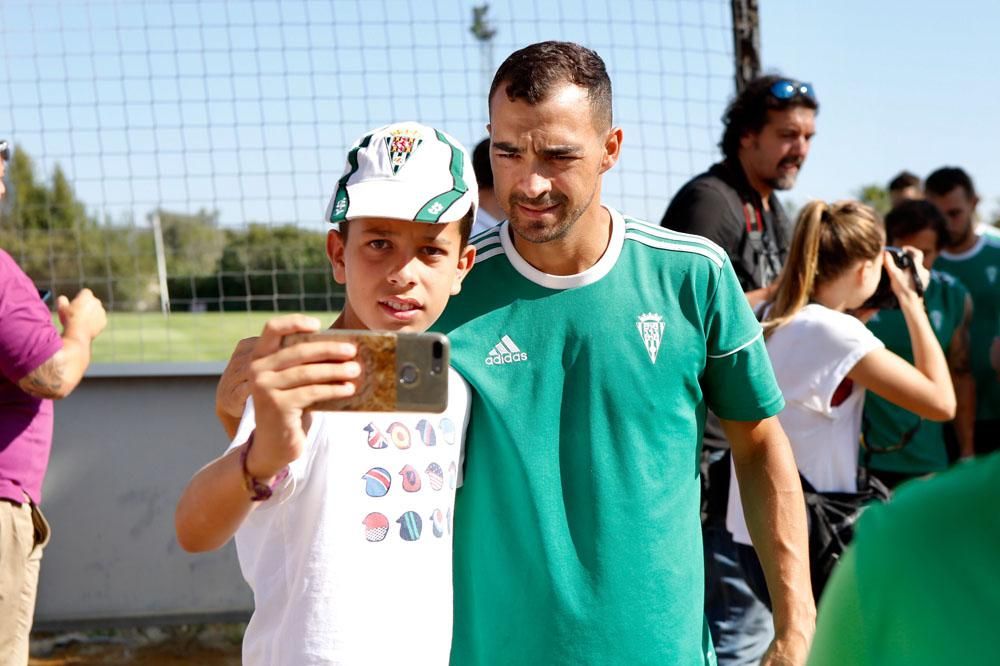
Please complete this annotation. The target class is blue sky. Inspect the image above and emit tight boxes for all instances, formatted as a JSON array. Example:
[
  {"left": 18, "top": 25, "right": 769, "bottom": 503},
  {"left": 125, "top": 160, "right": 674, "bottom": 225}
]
[
  {"left": 0, "top": 0, "right": 731, "bottom": 226},
  {"left": 2, "top": 0, "right": 997, "bottom": 228},
  {"left": 761, "top": 1, "right": 1000, "bottom": 219}
]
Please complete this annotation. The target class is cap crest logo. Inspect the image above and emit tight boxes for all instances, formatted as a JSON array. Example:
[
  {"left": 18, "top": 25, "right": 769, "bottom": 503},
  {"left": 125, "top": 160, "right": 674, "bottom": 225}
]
[{"left": 384, "top": 128, "right": 423, "bottom": 175}]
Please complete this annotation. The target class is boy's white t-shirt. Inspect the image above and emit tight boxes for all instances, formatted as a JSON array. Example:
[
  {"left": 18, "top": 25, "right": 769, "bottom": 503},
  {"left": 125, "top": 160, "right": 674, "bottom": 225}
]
[
  {"left": 228, "top": 368, "right": 471, "bottom": 666},
  {"left": 727, "top": 304, "right": 884, "bottom": 546}
]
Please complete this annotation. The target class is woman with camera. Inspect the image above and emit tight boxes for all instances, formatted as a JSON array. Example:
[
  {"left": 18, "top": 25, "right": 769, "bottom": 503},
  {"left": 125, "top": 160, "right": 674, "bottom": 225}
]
[{"left": 725, "top": 200, "right": 955, "bottom": 604}]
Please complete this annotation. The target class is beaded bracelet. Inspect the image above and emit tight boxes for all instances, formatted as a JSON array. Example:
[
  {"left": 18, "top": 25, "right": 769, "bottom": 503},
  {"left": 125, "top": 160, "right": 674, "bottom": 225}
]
[{"left": 239, "top": 431, "right": 285, "bottom": 502}]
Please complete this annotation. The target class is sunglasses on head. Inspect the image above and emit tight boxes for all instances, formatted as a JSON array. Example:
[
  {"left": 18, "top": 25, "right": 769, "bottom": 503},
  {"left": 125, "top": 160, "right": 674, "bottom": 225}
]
[
  {"left": 0, "top": 140, "right": 8, "bottom": 162},
  {"left": 769, "top": 79, "right": 816, "bottom": 102}
]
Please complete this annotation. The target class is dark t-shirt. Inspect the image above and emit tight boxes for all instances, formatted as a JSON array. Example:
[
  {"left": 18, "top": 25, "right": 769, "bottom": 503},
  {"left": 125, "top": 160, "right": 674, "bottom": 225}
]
[
  {"left": 661, "top": 160, "right": 791, "bottom": 292},
  {"left": 661, "top": 161, "right": 793, "bottom": 521}
]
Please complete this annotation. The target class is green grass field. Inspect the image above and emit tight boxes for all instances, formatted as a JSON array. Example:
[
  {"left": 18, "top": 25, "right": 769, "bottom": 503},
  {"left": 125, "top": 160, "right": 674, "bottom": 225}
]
[{"left": 61, "top": 311, "right": 338, "bottom": 364}]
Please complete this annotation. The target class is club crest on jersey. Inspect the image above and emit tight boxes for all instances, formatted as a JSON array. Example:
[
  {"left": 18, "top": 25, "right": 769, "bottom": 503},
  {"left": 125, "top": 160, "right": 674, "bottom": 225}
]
[
  {"left": 930, "top": 310, "right": 943, "bottom": 331},
  {"left": 988, "top": 266, "right": 997, "bottom": 285},
  {"left": 384, "top": 128, "right": 422, "bottom": 175},
  {"left": 636, "top": 312, "right": 665, "bottom": 363}
]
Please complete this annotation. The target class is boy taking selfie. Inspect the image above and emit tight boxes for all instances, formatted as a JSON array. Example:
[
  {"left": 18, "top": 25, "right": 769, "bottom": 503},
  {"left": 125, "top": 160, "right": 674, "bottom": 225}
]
[{"left": 175, "top": 122, "right": 477, "bottom": 665}]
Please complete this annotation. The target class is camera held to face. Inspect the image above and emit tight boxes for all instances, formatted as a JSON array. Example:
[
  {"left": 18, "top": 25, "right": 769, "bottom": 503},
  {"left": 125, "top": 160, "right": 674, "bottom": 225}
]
[{"left": 860, "top": 246, "right": 922, "bottom": 311}]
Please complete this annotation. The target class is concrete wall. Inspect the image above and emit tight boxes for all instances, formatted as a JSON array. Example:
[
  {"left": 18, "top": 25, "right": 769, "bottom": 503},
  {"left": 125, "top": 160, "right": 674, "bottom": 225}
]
[{"left": 34, "top": 364, "right": 253, "bottom": 629}]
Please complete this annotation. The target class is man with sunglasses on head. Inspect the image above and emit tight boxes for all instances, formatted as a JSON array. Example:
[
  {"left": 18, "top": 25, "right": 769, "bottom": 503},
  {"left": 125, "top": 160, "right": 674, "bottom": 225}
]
[
  {"left": 0, "top": 140, "right": 107, "bottom": 664},
  {"left": 660, "top": 75, "right": 818, "bottom": 665}
]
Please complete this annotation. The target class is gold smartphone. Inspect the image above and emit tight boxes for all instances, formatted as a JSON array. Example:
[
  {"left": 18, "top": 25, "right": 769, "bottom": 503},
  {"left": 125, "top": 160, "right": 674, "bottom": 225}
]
[{"left": 280, "top": 330, "right": 450, "bottom": 413}]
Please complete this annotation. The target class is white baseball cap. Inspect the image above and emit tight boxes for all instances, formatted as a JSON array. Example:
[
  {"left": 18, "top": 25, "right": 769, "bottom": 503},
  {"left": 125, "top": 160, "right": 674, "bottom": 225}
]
[{"left": 325, "top": 122, "right": 478, "bottom": 227}]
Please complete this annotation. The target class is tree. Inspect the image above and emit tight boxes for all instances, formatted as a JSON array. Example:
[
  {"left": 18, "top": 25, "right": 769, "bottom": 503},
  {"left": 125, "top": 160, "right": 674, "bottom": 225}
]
[
  {"left": 857, "top": 184, "right": 891, "bottom": 216},
  {"left": 154, "top": 207, "right": 227, "bottom": 277},
  {"left": 0, "top": 148, "right": 157, "bottom": 310},
  {"left": 167, "top": 222, "right": 336, "bottom": 312}
]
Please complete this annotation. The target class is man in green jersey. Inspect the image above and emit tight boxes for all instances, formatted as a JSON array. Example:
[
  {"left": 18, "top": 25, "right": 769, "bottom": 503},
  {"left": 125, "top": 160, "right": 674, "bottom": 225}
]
[
  {"left": 864, "top": 200, "right": 975, "bottom": 486},
  {"left": 807, "top": 451, "right": 1000, "bottom": 666},
  {"left": 925, "top": 167, "right": 1000, "bottom": 454},
  {"left": 435, "top": 41, "right": 813, "bottom": 665}
]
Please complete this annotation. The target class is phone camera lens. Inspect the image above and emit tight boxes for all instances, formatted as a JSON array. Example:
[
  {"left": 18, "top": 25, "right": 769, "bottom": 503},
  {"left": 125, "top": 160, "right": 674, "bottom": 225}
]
[
  {"left": 400, "top": 363, "right": 420, "bottom": 385},
  {"left": 431, "top": 340, "right": 444, "bottom": 375}
]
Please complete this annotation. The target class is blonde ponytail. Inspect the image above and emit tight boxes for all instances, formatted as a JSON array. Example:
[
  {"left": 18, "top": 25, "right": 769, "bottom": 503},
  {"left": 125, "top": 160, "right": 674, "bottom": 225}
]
[{"left": 763, "top": 200, "right": 884, "bottom": 337}]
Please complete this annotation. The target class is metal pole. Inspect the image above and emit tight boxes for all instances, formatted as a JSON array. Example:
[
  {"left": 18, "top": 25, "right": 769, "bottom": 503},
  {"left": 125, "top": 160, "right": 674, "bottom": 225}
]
[
  {"left": 150, "top": 211, "right": 170, "bottom": 316},
  {"left": 731, "top": 0, "right": 761, "bottom": 93},
  {"left": 470, "top": 4, "right": 497, "bottom": 105}
]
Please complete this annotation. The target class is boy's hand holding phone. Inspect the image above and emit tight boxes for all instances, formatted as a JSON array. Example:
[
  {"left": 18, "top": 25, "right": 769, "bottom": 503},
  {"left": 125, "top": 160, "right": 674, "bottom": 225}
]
[{"left": 245, "top": 314, "right": 360, "bottom": 478}]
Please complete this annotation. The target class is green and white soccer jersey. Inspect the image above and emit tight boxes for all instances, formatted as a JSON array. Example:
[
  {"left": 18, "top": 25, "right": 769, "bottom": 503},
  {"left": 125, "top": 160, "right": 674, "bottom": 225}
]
[
  {"left": 864, "top": 271, "right": 968, "bottom": 473},
  {"left": 936, "top": 235, "right": 1000, "bottom": 420},
  {"left": 434, "top": 208, "right": 784, "bottom": 665},
  {"left": 808, "top": 452, "right": 1000, "bottom": 666}
]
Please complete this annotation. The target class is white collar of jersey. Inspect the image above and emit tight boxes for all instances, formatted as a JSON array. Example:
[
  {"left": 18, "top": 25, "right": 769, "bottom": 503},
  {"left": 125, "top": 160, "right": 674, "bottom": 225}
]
[
  {"left": 940, "top": 232, "right": 988, "bottom": 262},
  {"left": 498, "top": 205, "right": 626, "bottom": 290}
]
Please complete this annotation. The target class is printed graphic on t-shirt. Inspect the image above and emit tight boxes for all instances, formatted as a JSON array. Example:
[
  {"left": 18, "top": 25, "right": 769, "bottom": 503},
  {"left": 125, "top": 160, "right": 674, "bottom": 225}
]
[
  {"left": 388, "top": 422, "right": 411, "bottom": 449},
  {"left": 362, "top": 467, "right": 392, "bottom": 497},
  {"left": 440, "top": 417, "right": 456, "bottom": 444},
  {"left": 417, "top": 419, "right": 437, "bottom": 446},
  {"left": 365, "top": 422, "right": 389, "bottom": 449},
  {"left": 426, "top": 463, "right": 444, "bottom": 490},
  {"left": 358, "top": 418, "right": 456, "bottom": 545},
  {"left": 363, "top": 512, "right": 389, "bottom": 542}
]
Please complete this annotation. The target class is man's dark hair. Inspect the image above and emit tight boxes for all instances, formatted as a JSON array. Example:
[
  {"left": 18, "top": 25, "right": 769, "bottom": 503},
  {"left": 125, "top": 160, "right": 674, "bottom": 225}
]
[
  {"left": 720, "top": 74, "right": 819, "bottom": 161},
  {"left": 338, "top": 210, "right": 475, "bottom": 248},
  {"left": 925, "top": 166, "right": 977, "bottom": 198},
  {"left": 888, "top": 170, "right": 920, "bottom": 193},
  {"left": 884, "top": 199, "right": 950, "bottom": 249},
  {"left": 489, "top": 41, "right": 612, "bottom": 128},
  {"left": 472, "top": 138, "right": 493, "bottom": 189}
]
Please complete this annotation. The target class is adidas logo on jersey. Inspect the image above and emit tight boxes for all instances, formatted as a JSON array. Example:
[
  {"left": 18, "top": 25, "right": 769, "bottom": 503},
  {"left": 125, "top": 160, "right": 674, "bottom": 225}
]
[{"left": 485, "top": 335, "right": 528, "bottom": 365}]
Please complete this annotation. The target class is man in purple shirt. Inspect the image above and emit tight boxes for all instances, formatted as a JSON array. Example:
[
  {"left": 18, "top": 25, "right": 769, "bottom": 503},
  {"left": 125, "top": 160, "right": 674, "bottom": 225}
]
[{"left": 0, "top": 140, "right": 107, "bottom": 664}]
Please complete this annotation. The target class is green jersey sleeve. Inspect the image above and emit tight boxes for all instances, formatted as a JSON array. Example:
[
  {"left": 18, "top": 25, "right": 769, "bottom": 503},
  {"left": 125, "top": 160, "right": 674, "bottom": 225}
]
[{"left": 701, "top": 257, "right": 784, "bottom": 421}]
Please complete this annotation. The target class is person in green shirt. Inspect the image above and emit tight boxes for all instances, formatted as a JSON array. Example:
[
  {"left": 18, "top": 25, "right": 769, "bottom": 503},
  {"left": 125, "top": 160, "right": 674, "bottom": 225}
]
[
  {"left": 864, "top": 199, "right": 975, "bottom": 487},
  {"left": 436, "top": 41, "right": 814, "bottom": 665},
  {"left": 807, "top": 452, "right": 1000, "bottom": 666},
  {"left": 925, "top": 167, "right": 1000, "bottom": 455},
  {"left": 213, "top": 41, "right": 816, "bottom": 666}
]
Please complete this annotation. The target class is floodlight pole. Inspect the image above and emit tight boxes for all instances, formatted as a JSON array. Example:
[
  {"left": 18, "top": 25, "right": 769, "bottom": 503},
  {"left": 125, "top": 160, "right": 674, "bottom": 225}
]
[
  {"left": 471, "top": 4, "right": 498, "bottom": 102},
  {"left": 731, "top": 0, "right": 761, "bottom": 93},
  {"left": 150, "top": 211, "right": 170, "bottom": 316}
]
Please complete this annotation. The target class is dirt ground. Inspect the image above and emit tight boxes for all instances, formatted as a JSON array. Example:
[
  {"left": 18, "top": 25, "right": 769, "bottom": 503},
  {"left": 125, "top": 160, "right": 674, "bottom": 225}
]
[{"left": 29, "top": 625, "right": 243, "bottom": 666}]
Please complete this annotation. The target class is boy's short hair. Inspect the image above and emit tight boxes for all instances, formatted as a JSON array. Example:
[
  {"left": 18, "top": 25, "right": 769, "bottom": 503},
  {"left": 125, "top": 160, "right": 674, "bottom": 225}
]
[
  {"left": 325, "top": 121, "right": 479, "bottom": 230},
  {"left": 338, "top": 209, "right": 475, "bottom": 248}
]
